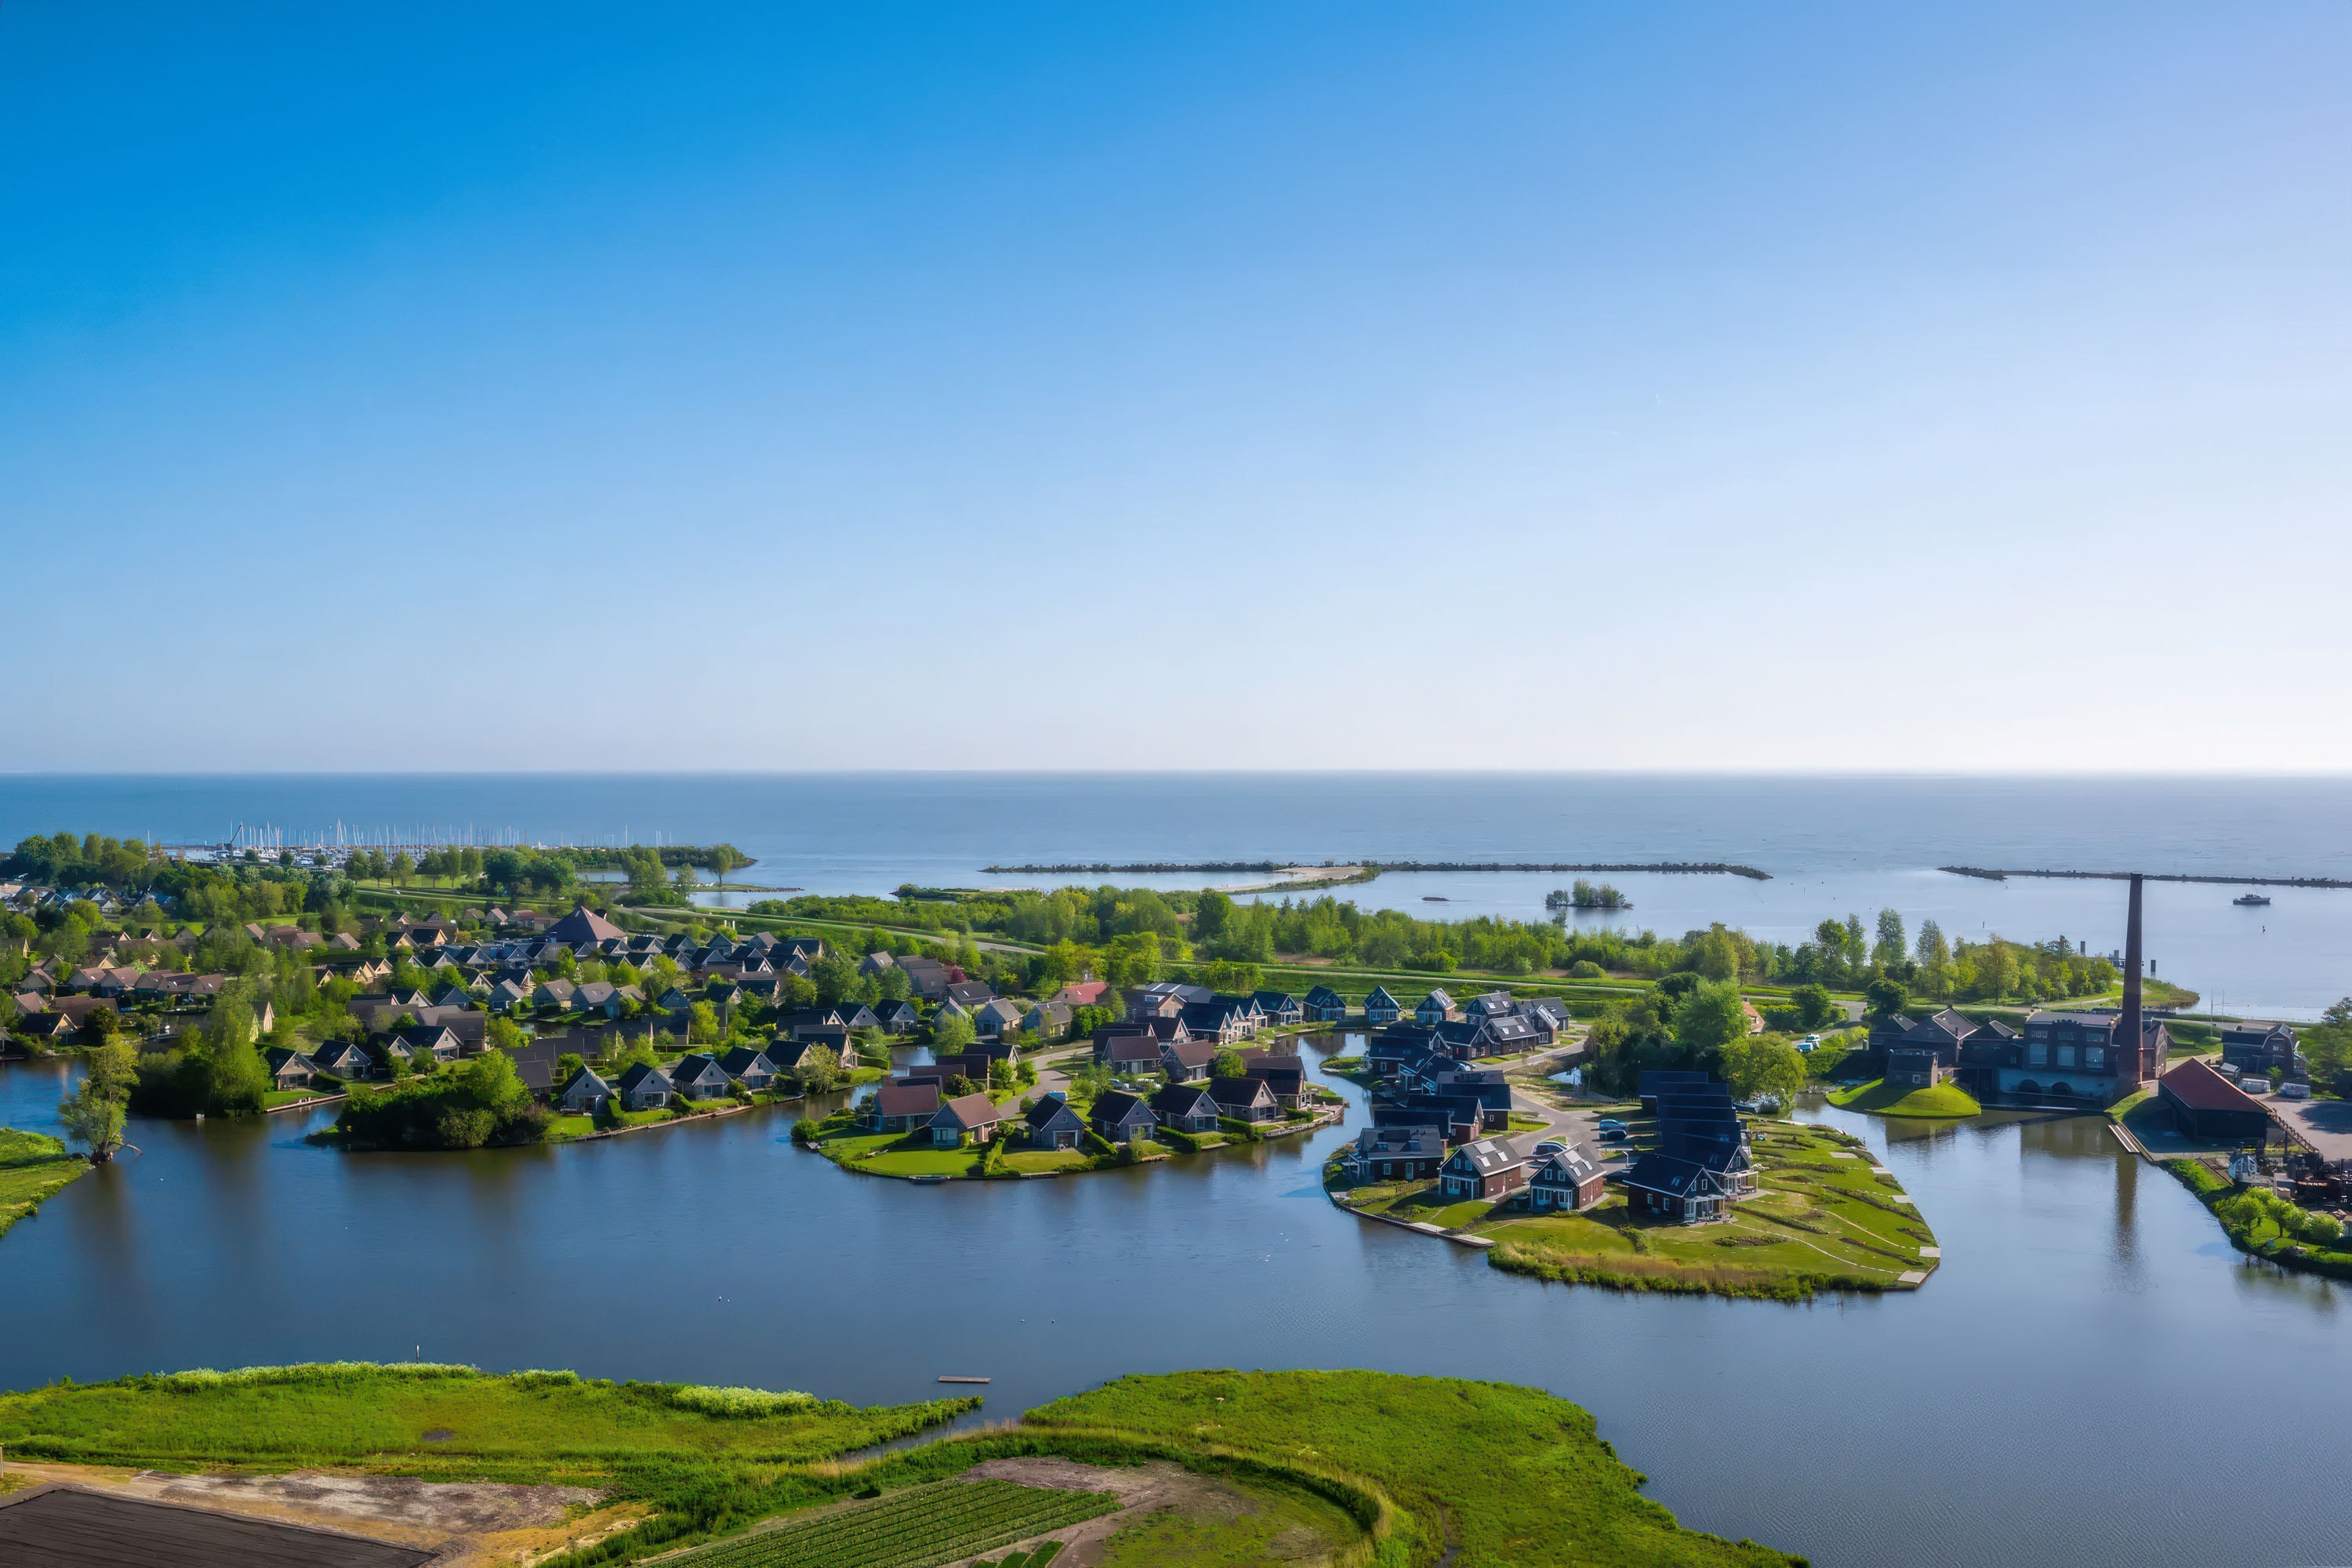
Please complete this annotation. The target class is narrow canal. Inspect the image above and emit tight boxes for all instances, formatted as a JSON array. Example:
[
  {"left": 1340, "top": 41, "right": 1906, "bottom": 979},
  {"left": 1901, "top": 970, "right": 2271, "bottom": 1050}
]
[{"left": 1, "top": 1047, "right": 2344, "bottom": 1568}]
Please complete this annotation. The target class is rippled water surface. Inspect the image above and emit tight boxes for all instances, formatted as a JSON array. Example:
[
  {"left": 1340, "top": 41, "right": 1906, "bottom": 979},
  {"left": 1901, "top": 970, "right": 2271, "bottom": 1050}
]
[{"left": 2, "top": 1046, "right": 2346, "bottom": 1568}]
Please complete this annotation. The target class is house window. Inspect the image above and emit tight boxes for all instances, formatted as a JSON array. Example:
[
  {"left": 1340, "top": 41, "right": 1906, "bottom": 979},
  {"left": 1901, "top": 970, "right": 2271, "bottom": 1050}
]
[
  {"left": 2056, "top": 1046, "right": 2076, "bottom": 1068},
  {"left": 2028, "top": 1044, "right": 2047, "bottom": 1066},
  {"left": 2086, "top": 1046, "right": 2105, "bottom": 1068}
]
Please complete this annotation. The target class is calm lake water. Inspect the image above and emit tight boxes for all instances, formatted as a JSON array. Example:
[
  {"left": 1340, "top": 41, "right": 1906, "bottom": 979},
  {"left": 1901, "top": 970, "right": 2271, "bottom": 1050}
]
[
  {"left": 4, "top": 771, "right": 2349, "bottom": 1015},
  {"left": 2, "top": 1047, "right": 2347, "bottom": 1568}
]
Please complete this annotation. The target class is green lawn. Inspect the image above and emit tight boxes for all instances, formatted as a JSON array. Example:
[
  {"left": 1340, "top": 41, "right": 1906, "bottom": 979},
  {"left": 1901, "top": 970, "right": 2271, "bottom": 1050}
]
[
  {"left": 262, "top": 1087, "right": 340, "bottom": 1109},
  {"left": 855, "top": 1145, "right": 988, "bottom": 1178},
  {"left": 1826, "top": 1079, "right": 1982, "bottom": 1118},
  {"left": 1026, "top": 1370, "right": 1798, "bottom": 1567},
  {"left": 0, "top": 1363, "right": 974, "bottom": 1479},
  {"left": 1000, "top": 1148, "right": 1091, "bottom": 1174},
  {"left": 1351, "top": 1183, "right": 1505, "bottom": 1232},
  {"left": 0, "top": 1129, "right": 90, "bottom": 1242}
]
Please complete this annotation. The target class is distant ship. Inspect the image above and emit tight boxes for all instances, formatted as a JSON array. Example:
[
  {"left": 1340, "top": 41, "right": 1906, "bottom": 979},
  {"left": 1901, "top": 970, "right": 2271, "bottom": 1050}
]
[{"left": 2234, "top": 892, "right": 2272, "bottom": 906}]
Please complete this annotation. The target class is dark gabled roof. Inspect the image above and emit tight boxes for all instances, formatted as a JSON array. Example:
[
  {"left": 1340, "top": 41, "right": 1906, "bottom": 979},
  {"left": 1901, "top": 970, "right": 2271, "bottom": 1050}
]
[
  {"left": 1252, "top": 991, "right": 1301, "bottom": 1011},
  {"left": 1102, "top": 1033, "right": 1163, "bottom": 1062},
  {"left": 1364, "top": 985, "right": 1400, "bottom": 1008},
  {"left": 1162, "top": 1039, "right": 1216, "bottom": 1066},
  {"left": 1482, "top": 1014, "right": 1538, "bottom": 1045},
  {"left": 1149, "top": 1084, "right": 1218, "bottom": 1116},
  {"left": 1207, "top": 1075, "right": 1276, "bottom": 1107},
  {"left": 716, "top": 1047, "right": 774, "bottom": 1075},
  {"left": 1023, "top": 1097, "right": 1087, "bottom": 1134},
  {"left": 1303, "top": 985, "right": 1345, "bottom": 1007},
  {"left": 1417, "top": 989, "right": 1455, "bottom": 1010},
  {"left": 1090, "top": 1090, "right": 1154, "bottom": 1127},
  {"left": 1617, "top": 1150, "right": 1715, "bottom": 1196},
  {"left": 1445, "top": 1136, "right": 1524, "bottom": 1175},
  {"left": 1358, "top": 1122, "right": 1445, "bottom": 1154},
  {"left": 615, "top": 1062, "right": 673, "bottom": 1092},
  {"left": 557, "top": 1066, "right": 610, "bottom": 1098},
  {"left": 545, "top": 904, "right": 626, "bottom": 946},
  {"left": 1533, "top": 1143, "right": 1602, "bottom": 1183},
  {"left": 1902, "top": 1007, "right": 1976, "bottom": 1046}
]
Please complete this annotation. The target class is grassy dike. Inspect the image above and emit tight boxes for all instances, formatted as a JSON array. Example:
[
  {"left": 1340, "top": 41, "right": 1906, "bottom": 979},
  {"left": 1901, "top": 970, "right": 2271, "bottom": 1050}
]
[
  {"left": 0, "top": 1128, "right": 91, "bottom": 1241},
  {"left": 1825, "top": 1079, "right": 1984, "bottom": 1119},
  {"left": 1331, "top": 1121, "right": 1939, "bottom": 1301},
  {"left": 0, "top": 1363, "right": 1802, "bottom": 1567}
]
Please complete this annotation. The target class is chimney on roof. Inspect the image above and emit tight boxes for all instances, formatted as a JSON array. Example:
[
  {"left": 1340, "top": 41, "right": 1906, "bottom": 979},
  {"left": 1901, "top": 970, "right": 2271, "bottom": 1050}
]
[{"left": 2119, "top": 873, "right": 2145, "bottom": 1091}]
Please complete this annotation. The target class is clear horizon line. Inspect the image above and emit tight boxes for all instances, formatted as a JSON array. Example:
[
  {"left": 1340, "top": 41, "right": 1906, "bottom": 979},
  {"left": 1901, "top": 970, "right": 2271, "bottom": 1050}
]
[{"left": 5, "top": 767, "right": 2352, "bottom": 782}]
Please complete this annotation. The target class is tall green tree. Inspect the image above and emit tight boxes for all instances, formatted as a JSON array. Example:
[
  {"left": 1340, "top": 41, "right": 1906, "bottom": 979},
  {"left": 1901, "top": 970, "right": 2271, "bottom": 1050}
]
[
  {"left": 1721, "top": 1036, "right": 1808, "bottom": 1109},
  {"left": 1672, "top": 980, "right": 1749, "bottom": 1059},
  {"left": 1871, "top": 909, "right": 1907, "bottom": 971}
]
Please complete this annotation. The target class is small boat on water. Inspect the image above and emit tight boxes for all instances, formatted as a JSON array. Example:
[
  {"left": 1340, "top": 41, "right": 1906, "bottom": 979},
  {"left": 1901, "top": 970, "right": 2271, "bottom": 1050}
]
[
  {"left": 1422, "top": 895, "right": 1450, "bottom": 902},
  {"left": 2234, "top": 893, "right": 2272, "bottom": 906}
]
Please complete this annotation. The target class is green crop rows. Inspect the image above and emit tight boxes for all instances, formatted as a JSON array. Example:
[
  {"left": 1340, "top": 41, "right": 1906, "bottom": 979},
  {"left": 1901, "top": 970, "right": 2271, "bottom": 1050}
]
[
  {"left": 975, "top": 1543, "right": 1064, "bottom": 1568},
  {"left": 666, "top": 1479, "right": 1118, "bottom": 1568}
]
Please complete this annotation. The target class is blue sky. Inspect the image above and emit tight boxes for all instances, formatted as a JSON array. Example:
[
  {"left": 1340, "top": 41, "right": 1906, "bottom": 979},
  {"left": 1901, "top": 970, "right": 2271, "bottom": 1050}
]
[{"left": 4, "top": 3, "right": 2348, "bottom": 771}]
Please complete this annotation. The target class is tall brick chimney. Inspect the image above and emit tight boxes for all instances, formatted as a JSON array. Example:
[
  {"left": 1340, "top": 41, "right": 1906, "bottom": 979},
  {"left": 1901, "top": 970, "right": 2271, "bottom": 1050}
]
[{"left": 2118, "top": 873, "right": 2145, "bottom": 1091}]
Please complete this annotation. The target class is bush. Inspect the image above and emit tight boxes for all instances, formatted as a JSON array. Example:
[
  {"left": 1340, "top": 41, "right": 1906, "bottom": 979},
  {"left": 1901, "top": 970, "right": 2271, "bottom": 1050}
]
[
  {"left": 1568, "top": 960, "right": 1606, "bottom": 980},
  {"left": 333, "top": 1072, "right": 549, "bottom": 1152},
  {"left": 657, "top": 1383, "right": 821, "bottom": 1418}
]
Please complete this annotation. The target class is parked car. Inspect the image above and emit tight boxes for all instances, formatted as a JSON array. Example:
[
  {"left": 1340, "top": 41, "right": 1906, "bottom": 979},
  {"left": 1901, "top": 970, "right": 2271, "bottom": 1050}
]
[
  {"left": 1595, "top": 1117, "right": 1625, "bottom": 1132},
  {"left": 1599, "top": 1126, "right": 1629, "bottom": 1143}
]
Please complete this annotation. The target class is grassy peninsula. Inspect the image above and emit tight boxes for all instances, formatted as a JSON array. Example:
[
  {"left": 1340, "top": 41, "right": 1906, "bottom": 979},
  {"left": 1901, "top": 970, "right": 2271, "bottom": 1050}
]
[
  {"left": 1026, "top": 1370, "right": 1797, "bottom": 1567},
  {"left": 0, "top": 1127, "right": 91, "bottom": 1240},
  {"left": 0, "top": 1363, "right": 975, "bottom": 1477},
  {"left": 1330, "top": 1121, "right": 1937, "bottom": 1301},
  {"left": 1826, "top": 1079, "right": 1984, "bottom": 1118},
  {"left": 0, "top": 1362, "right": 1800, "bottom": 1567}
]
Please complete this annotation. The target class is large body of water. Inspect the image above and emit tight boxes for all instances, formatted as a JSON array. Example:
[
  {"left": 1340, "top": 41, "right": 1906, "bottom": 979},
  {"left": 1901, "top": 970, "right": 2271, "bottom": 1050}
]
[
  {"left": 4, "top": 771, "right": 2350, "bottom": 1015},
  {"left": 9, "top": 774, "right": 2352, "bottom": 1565},
  {"left": 2, "top": 1046, "right": 2346, "bottom": 1568}
]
